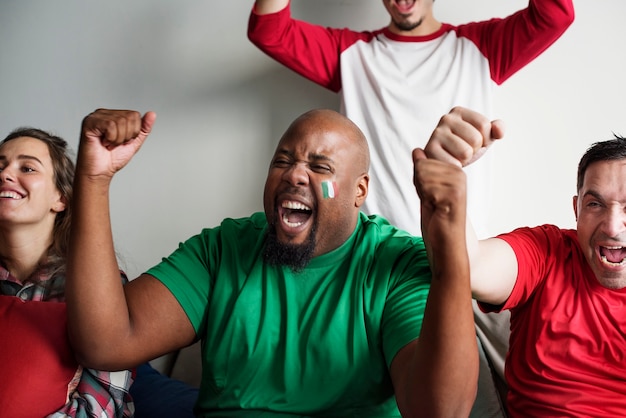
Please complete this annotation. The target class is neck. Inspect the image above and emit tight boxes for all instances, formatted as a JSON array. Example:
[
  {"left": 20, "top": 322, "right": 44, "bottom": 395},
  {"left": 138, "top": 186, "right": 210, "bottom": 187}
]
[{"left": 0, "top": 224, "right": 53, "bottom": 282}]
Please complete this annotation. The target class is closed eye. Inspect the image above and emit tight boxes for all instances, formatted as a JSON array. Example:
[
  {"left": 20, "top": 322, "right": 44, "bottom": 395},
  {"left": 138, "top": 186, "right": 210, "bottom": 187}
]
[
  {"left": 271, "top": 159, "right": 291, "bottom": 168},
  {"left": 310, "top": 164, "right": 331, "bottom": 173}
]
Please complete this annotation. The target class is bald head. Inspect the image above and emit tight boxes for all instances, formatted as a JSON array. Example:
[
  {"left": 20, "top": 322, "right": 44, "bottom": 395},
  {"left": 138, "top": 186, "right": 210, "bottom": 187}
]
[
  {"left": 264, "top": 108, "right": 371, "bottom": 261},
  {"left": 280, "top": 109, "right": 370, "bottom": 176}
]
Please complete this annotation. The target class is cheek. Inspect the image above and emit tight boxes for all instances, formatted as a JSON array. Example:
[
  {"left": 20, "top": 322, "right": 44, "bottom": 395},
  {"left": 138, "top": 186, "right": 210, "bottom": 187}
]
[
  {"left": 262, "top": 181, "right": 275, "bottom": 213},
  {"left": 263, "top": 173, "right": 280, "bottom": 196},
  {"left": 31, "top": 181, "right": 52, "bottom": 201},
  {"left": 321, "top": 181, "right": 337, "bottom": 200},
  {"left": 576, "top": 222, "right": 595, "bottom": 247}
]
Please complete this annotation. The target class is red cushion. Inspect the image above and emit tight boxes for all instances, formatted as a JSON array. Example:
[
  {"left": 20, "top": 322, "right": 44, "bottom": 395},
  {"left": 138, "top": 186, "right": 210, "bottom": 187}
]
[{"left": 0, "top": 295, "right": 80, "bottom": 417}]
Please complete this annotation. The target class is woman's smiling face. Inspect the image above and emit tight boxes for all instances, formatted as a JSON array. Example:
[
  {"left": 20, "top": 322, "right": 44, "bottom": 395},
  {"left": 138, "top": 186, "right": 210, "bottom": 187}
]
[{"left": 0, "top": 136, "right": 65, "bottom": 228}]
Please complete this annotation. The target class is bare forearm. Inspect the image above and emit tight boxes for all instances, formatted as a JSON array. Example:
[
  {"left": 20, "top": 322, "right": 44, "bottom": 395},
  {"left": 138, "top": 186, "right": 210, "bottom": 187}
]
[
  {"left": 409, "top": 229, "right": 478, "bottom": 417},
  {"left": 65, "top": 109, "right": 173, "bottom": 370},
  {"left": 393, "top": 215, "right": 478, "bottom": 417},
  {"left": 402, "top": 156, "right": 478, "bottom": 415},
  {"left": 254, "top": 0, "right": 289, "bottom": 15},
  {"left": 66, "top": 174, "right": 132, "bottom": 368}
]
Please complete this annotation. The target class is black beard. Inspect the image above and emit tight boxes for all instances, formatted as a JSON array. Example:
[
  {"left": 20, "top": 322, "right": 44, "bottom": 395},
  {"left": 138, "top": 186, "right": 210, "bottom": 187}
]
[
  {"left": 393, "top": 16, "right": 424, "bottom": 32},
  {"left": 263, "top": 222, "right": 317, "bottom": 273}
]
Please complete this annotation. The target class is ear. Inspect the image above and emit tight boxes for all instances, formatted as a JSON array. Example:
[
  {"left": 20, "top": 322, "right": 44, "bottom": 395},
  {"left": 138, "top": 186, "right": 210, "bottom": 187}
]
[
  {"left": 52, "top": 194, "right": 67, "bottom": 214},
  {"left": 354, "top": 174, "right": 369, "bottom": 208},
  {"left": 572, "top": 195, "right": 578, "bottom": 221}
]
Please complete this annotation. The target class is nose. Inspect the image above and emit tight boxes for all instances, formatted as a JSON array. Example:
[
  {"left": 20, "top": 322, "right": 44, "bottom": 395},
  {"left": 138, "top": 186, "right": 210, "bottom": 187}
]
[
  {"left": 282, "top": 162, "right": 309, "bottom": 186},
  {"left": 601, "top": 205, "right": 626, "bottom": 238},
  {"left": 0, "top": 167, "right": 14, "bottom": 183}
]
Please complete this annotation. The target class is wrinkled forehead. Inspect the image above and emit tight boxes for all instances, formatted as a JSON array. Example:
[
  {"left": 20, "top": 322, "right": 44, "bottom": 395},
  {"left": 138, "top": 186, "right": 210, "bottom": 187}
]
[{"left": 275, "top": 126, "right": 354, "bottom": 160}]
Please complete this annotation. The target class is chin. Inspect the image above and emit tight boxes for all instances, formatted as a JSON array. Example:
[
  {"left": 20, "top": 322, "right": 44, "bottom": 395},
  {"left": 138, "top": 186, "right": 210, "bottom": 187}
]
[
  {"left": 595, "top": 272, "right": 626, "bottom": 290},
  {"left": 598, "top": 279, "right": 626, "bottom": 290}
]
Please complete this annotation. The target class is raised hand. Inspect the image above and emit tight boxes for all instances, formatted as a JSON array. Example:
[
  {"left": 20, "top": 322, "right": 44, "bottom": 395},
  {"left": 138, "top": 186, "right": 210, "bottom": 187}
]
[
  {"left": 413, "top": 147, "right": 467, "bottom": 252},
  {"left": 77, "top": 109, "right": 157, "bottom": 180},
  {"left": 412, "top": 106, "right": 504, "bottom": 252},
  {"left": 423, "top": 106, "right": 505, "bottom": 167}
]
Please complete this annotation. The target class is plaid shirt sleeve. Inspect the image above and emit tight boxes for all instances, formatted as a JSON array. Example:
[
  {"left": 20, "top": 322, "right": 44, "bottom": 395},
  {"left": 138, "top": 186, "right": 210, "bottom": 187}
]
[{"left": 48, "top": 368, "right": 135, "bottom": 418}]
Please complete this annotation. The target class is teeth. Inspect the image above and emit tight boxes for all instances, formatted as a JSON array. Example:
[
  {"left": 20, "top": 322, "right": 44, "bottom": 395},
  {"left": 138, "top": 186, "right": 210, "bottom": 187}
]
[
  {"left": 0, "top": 191, "right": 21, "bottom": 199},
  {"left": 601, "top": 255, "right": 626, "bottom": 266},
  {"left": 282, "top": 213, "right": 304, "bottom": 228},
  {"left": 394, "top": 0, "right": 415, "bottom": 7},
  {"left": 282, "top": 201, "right": 311, "bottom": 211}
]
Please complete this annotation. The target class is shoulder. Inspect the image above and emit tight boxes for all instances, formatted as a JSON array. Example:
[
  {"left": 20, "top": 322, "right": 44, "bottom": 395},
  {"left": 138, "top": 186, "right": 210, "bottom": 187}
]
[
  {"left": 219, "top": 212, "right": 267, "bottom": 230},
  {"left": 358, "top": 213, "right": 427, "bottom": 262},
  {"left": 172, "top": 213, "right": 267, "bottom": 258},
  {"left": 498, "top": 224, "right": 578, "bottom": 261},
  {"left": 498, "top": 224, "right": 573, "bottom": 243},
  {"left": 360, "top": 212, "right": 422, "bottom": 239},
  {"left": 197, "top": 212, "right": 267, "bottom": 238}
]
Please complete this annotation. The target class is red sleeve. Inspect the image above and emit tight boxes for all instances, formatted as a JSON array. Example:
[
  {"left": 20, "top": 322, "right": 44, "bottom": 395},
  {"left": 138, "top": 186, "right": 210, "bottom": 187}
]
[
  {"left": 479, "top": 225, "right": 566, "bottom": 314},
  {"left": 247, "top": 3, "right": 373, "bottom": 93},
  {"left": 456, "top": 0, "right": 575, "bottom": 85}
]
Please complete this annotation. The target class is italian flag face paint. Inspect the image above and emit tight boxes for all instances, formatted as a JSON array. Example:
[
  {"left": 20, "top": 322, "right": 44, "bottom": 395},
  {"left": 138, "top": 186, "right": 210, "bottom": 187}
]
[{"left": 322, "top": 180, "right": 337, "bottom": 199}]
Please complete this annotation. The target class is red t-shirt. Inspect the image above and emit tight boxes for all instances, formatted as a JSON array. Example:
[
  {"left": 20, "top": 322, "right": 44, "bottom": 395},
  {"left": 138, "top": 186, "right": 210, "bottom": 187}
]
[{"left": 481, "top": 225, "right": 626, "bottom": 417}]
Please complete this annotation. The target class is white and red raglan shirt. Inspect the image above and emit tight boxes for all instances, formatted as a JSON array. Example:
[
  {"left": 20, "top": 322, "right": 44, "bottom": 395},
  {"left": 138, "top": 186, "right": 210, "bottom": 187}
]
[{"left": 248, "top": 1, "right": 574, "bottom": 237}]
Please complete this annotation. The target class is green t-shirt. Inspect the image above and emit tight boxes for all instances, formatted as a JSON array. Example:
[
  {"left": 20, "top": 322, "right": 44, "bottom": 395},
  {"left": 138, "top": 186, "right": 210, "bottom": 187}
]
[{"left": 147, "top": 212, "right": 431, "bottom": 417}]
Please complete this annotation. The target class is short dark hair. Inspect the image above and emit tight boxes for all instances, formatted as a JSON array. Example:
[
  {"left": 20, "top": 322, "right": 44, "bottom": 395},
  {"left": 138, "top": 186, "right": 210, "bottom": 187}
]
[
  {"left": 1, "top": 128, "right": 75, "bottom": 276},
  {"left": 577, "top": 134, "right": 626, "bottom": 192}
]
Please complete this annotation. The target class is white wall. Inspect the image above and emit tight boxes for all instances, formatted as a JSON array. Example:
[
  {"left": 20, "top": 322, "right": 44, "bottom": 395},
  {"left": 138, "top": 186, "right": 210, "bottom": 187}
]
[{"left": 1, "top": 1, "right": 624, "bottom": 279}]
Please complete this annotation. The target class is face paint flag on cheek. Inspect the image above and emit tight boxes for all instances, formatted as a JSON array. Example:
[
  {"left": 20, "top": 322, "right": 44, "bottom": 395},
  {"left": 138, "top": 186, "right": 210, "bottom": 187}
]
[{"left": 322, "top": 180, "right": 337, "bottom": 199}]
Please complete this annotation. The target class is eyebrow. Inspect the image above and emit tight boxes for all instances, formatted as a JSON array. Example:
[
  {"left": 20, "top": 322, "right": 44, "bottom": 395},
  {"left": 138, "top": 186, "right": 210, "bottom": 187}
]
[
  {"left": 308, "top": 152, "right": 334, "bottom": 163},
  {"left": 275, "top": 149, "right": 335, "bottom": 163},
  {"left": 581, "top": 189, "right": 606, "bottom": 203},
  {"left": 0, "top": 154, "right": 45, "bottom": 166}
]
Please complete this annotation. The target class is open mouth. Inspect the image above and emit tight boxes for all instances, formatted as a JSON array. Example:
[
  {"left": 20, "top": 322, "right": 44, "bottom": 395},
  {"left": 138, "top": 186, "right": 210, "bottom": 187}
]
[
  {"left": 392, "top": 0, "right": 416, "bottom": 14},
  {"left": 280, "top": 201, "right": 312, "bottom": 229},
  {"left": 599, "top": 246, "right": 626, "bottom": 266},
  {"left": 0, "top": 191, "right": 23, "bottom": 200}
]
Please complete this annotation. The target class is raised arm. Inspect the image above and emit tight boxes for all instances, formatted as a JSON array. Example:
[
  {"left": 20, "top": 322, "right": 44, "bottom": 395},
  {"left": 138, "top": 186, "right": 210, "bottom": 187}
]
[
  {"left": 421, "top": 106, "right": 518, "bottom": 305},
  {"left": 389, "top": 147, "right": 478, "bottom": 418},
  {"left": 461, "top": 0, "right": 575, "bottom": 85},
  {"left": 248, "top": 0, "right": 368, "bottom": 92},
  {"left": 254, "top": 0, "right": 289, "bottom": 15},
  {"left": 66, "top": 109, "right": 195, "bottom": 371}
]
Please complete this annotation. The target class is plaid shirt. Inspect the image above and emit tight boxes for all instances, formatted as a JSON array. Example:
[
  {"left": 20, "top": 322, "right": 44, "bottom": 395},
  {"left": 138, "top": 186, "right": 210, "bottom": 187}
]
[{"left": 0, "top": 267, "right": 135, "bottom": 418}]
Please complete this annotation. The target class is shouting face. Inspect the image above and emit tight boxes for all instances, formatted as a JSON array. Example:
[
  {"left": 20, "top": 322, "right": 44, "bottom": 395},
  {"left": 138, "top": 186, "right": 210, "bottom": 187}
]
[
  {"left": 574, "top": 159, "right": 626, "bottom": 289},
  {"left": 263, "top": 110, "right": 369, "bottom": 270}
]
